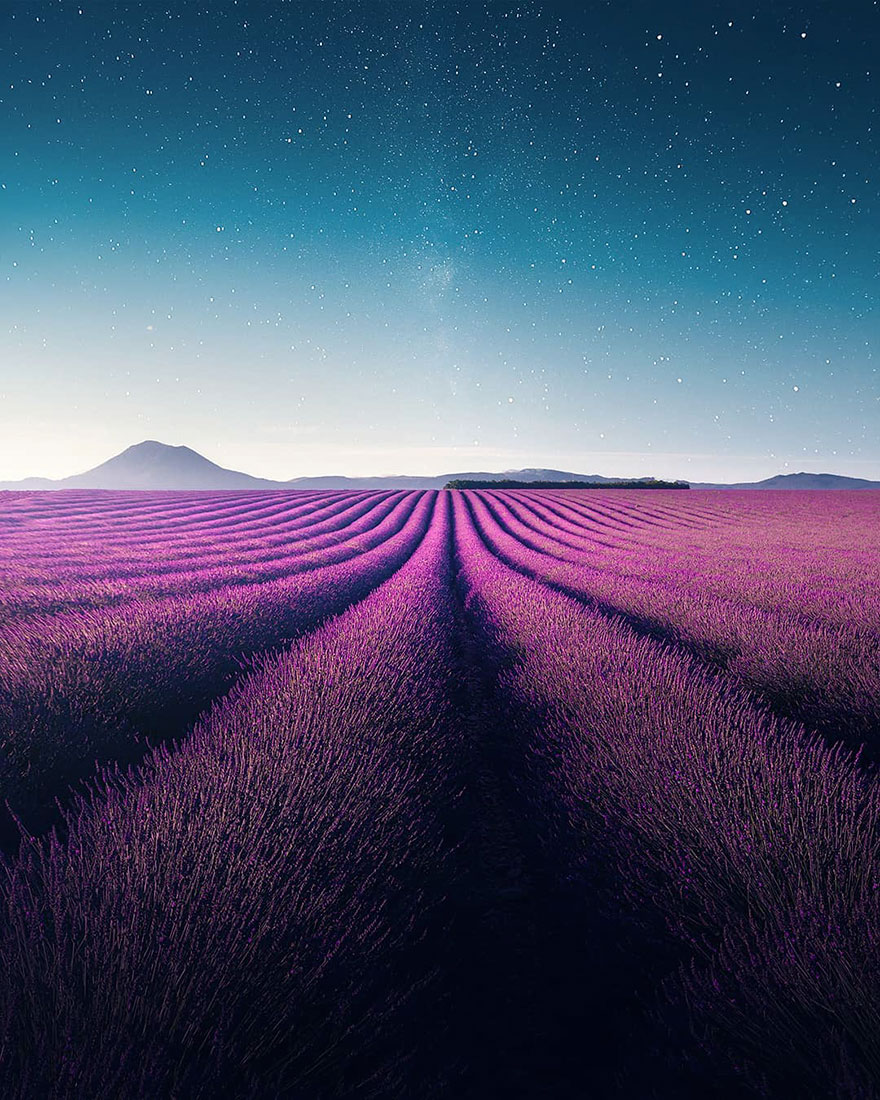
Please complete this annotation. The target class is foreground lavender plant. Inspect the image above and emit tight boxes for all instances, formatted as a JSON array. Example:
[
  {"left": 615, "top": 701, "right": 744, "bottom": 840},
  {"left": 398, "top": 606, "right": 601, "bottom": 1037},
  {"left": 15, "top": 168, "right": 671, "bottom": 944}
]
[
  {"left": 0, "top": 494, "right": 461, "bottom": 1098},
  {"left": 469, "top": 489, "right": 880, "bottom": 754},
  {"left": 1, "top": 485, "right": 878, "bottom": 1097},
  {"left": 0, "top": 490, "right": 407, "bottom": 617},
  {"left": 454, "top": 491, "right": 880, "bottom": 1096},
  {"left": 0, "top": 491, "right": 432, "bottom": 838}
]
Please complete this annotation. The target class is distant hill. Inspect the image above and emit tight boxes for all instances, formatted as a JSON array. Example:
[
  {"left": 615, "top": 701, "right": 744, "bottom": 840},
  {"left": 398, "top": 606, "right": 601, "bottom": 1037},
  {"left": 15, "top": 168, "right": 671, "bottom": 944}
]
[
  {"left": 0, "top": 441, "right": 280, "bottom": 491},
  {"left": 0, "top": 443, "right": 663, "bottom": 491},
  {"left": 693, "top": 472, "right": 880, "bottom": 490},
  {"left": 282, "top": 467, "right": 644, "bottom": 490},
  {"left": 1, "top": 443, "right": 877, "bottom": 492}
]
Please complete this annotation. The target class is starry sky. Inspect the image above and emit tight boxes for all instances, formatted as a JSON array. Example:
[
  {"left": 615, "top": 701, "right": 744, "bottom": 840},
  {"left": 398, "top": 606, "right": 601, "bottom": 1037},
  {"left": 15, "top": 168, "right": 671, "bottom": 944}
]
[{"left": 0, "top": 0, "right": 876, "bottom": 482}]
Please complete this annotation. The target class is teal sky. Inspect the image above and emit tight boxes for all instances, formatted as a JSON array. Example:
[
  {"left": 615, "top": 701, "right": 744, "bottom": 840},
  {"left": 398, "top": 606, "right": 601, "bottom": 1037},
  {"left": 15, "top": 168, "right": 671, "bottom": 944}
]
[{"left": 0, "top": 0, "right": 876, "bottom": 481}]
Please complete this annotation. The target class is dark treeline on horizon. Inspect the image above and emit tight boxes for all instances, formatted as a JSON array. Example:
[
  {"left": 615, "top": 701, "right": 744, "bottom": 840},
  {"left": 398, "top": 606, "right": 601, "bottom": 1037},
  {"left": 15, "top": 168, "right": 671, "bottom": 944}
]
[{"left": 445, "top": 479, "right": 691, "bottom": 490}]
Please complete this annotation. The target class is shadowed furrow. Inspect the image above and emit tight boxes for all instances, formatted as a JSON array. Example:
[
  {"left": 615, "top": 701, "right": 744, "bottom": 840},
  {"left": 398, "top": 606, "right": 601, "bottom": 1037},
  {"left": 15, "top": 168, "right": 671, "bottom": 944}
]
[
  {"left": 513, "top": 489, "right": 880, "bottom": 628},
  {"left": 470, "top": 490, "right": 880, "bottom": 760},
  {"left": 0, "top": 493, "right": 466, "bottom": 1099},
  {"left": 0, "top": 492, "right": 402, "bottom": 614},
  {"left": 0, "top": 495, "right": 412, "bottom": 621},
  {"left": 455, "top": 491, "right": 880, "bottom": 1098},
  {"left": 0, "top": 487, "right": 878, "bottom": 1098},
  {"left": 0, "top": 492, "right": 434, "bottom": 844}
]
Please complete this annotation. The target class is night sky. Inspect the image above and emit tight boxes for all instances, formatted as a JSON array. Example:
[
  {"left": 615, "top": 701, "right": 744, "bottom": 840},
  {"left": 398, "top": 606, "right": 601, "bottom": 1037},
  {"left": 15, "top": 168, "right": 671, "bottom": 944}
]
[{"left": 1, "top": 1, "right": 876, "bottom": 481}]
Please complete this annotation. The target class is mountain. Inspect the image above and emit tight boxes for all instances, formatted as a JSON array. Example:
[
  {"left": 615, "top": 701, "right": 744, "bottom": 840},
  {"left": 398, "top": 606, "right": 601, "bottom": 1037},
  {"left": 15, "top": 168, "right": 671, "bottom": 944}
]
[
  {"left": 0, "top": 441, "right": 281, "bottom": 491},
  {"left": 0, "top": 443, "right": 635, "bottom": 491},
  {"left": 693, "top": 472, "right": 880, "bottom": 490},
  {"left": 283, "top": 467, "right": 620, "bottom": 490},
  {"left": 2, "top": 444, "right": 877, "bottom": 492}
]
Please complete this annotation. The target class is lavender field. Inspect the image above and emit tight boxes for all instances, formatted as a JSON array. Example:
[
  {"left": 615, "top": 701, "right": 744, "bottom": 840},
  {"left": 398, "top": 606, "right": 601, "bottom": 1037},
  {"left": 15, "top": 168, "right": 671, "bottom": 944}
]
[{"left": 1, "top": 487, "right": 879, "bottom": 1098}]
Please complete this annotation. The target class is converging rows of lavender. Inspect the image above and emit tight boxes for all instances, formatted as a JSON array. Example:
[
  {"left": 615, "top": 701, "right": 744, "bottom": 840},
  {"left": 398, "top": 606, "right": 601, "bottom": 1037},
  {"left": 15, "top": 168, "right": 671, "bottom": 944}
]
[{"left": 1, "top": 487, "right": 878, "bottom": 1098}]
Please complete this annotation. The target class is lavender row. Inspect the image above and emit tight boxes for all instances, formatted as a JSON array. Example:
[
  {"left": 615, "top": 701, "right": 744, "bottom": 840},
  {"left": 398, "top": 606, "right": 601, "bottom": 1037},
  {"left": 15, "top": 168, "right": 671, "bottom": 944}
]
[
  {"left": 520, "top": 488, "right": 732, "bottom": 533},
  {"left": 0, "top": 487, "right": 328, "bottom": 530},
  {"left": 0, "top": 492, "right": 410, "bottom": 619},
  {"left": 515, "top": 489, "right": 880, "bottom": 629},
  {"left": 0, "top": 491, "right": 380, "bottom": 588},
  {"left": 455, "top": 492, "right": 880, "bottom": 1097},
  {"left": 0, "top": 492, "right": 434, "bottom": 840},
  {"left": 0, "top": 490, "right": 355, "bottom": 562},
  {"left": 0, "top": 490, "right": 321, "bottom": 558},
  {"left": 470, "top": 491, "right": 880, "bottom": 754},
  {"left": 0, "top": 493, "right": 462, "bottom": 1098}
]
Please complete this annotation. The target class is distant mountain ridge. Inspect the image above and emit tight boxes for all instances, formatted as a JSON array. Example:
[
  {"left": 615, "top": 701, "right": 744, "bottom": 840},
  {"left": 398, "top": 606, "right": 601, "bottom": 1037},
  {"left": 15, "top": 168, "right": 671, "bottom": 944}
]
[
  {"left": 0, "top": 442, "right": 878, "bottom": 491},
  {"left": 692, "top": 472, "right": 880, "bottom": 490},
  {"left": 0, "top": 443, "right": 672, "bottom": 491}
]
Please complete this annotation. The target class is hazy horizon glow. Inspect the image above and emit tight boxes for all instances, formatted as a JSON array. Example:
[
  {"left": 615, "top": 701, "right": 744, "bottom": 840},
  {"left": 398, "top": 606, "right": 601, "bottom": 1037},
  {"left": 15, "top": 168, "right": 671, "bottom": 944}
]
[{"left": 1, "top": 1, "right": 877, "bottom": 482}]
